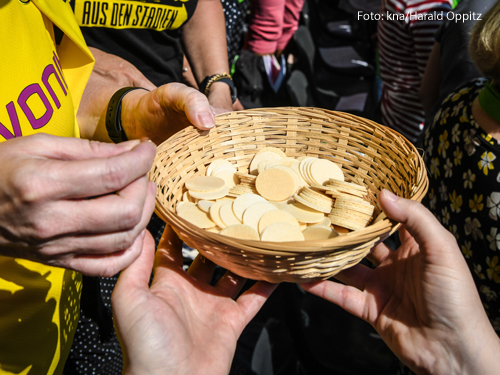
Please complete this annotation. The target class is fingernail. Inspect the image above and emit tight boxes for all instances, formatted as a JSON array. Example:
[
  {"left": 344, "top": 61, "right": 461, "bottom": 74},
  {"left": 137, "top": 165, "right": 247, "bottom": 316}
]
[
  {"left": 140, "top": 137, "right": 157, "bottom": 147},
  {"left": 198, "top": 112, "right": 215, "bottom": 128},
  {"left": 123, "top": 139, "right": 142, "bottom": 148},
  {"left": 382, "top": 189, "right": 398, "bottom": 202}
]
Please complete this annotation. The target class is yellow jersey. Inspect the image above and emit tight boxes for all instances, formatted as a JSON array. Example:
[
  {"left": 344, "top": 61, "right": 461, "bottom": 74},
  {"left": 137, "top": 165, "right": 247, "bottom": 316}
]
[{"left": 0, "top": 0, "right": 94, "bottom": 373}]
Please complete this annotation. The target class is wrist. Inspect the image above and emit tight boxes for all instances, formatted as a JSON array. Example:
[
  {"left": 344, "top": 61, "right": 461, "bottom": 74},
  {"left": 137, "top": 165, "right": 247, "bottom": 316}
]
[
  {"left": 118, "top": 88, "right": 150, "bottom": 141},
  {"left": 199, "top": 73, "right": 237, "bottom": 103},
  {"left": 419, "top": 324, "right": 500, "bottom": 375}
]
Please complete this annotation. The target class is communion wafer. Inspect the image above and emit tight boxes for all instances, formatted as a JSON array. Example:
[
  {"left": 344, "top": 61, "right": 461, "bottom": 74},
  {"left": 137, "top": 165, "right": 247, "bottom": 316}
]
[
  {"left": 206, "top": 159, "right": 235, "bottom": 176},
  {"left": 219, "top": 201, "right": 242, "bottom": 227},
  {"left": 256, "top": 146, "right": 287, "bottom": 158},
  {"left": 334, "top": 198, "right": 375, "bottom": 216},
  {"left": 177, "top": 204, "right": 215, "bottom": 228},
  {"left": 249, "top": 151, "right": 283, "bottom": 175},
  {"left": 185, "top": 176, "right": 225, "bottom": 192},
  {"left": 307, "top": 216, "right": 332, "bottom": 228},
  {"left": 232, "top": 193, "right": 267, "bottom": 221},
  {"left": 293, "top": 194, "right": 332, "bottom": 214},
  {"left": 209, "top": 200, "right": 228, "bottom": 229},
  {"left": 283, "top": 201, "right": 325, "bottom": 223},
  {"left": 309, "top": 158, "right": 344, "bottom": 185},
  {"left": 188, "top": 185, "right": 229, "bottom": 200},
  {"left": 328, "top": 179, "right": 368, "bottom": 191},
  {"left": 255, "top": 168, "right": 297, "bottom": 201},
  {"left": 219, "top": 224, "right": 260, "bottom": 240},
  {"left": 302, "top": 226, "right": 338, "bottom": 240},
  {"left": 214, "top": 170, "right": 239, "bottom": 188},
  {"left": 328, "top": 210, "right": 371, "bottom": 231},
  {"left": 242, "top": 201, "right": 278, "bottom": 230},
  {"left": 258, "top": 161, "right": 271, "bottom": 175},
  {"left": 211, "top": 164, "right": 237, "bottom": 177},
  {"left": 291, "top": 161, "right": 308, "bottom": 187},
  {"left": 197, "top": 200, "right": 214, "bottom": 213},
  {"left": 299, "top": 157, "right": 317, "bottom": 185},
  {"left": 261, "top": 222, "right": 305, "bottom": 242},
  {"left": 258, "top": 210, "right": 300, "bottom": 235},
  {"left": 176, "top": 201, "right": 195, "bottom": 214},
  {"left": 271, "top": 165, "right": 300, "bottom": 188}
]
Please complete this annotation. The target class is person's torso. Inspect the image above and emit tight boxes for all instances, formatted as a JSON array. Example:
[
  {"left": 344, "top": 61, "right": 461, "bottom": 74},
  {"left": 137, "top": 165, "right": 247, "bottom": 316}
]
[
  {"left": 423, "top": 78, "right": 500, "bottom": 333},
  {"left": 72, "top": 0, "right": 199, "bottom": 86},
  {"left": 378, "top": 0, "right": 451, "bottom": 91}
]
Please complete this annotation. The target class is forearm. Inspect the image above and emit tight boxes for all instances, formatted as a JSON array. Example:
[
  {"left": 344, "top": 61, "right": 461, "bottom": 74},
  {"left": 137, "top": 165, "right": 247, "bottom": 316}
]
[
  {"left": 77, "top": 48, "right": 155, "bottom": 142},
  {"left": 419, "top": 43, "right": 442, "bottom": 117},
  {"left": 182, "top": 0, "right": 233, "bottom": 109},
  {"left": 182, "top": 0, "right": 229, "bottom": 82},
  {"left": 77, "top": 72, "right": 124, "bottom": 142}
]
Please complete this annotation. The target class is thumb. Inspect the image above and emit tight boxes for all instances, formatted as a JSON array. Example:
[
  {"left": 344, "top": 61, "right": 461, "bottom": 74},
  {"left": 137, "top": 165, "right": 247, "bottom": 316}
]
[
  {"left": 114, "top": 230, "right": 156, "bottom": 295},
  {"left": 378, "top": 189, "right": 456, "bottom": 254},
  {"left": 161, "top": 83, "right": 215, "bottom": 130}
]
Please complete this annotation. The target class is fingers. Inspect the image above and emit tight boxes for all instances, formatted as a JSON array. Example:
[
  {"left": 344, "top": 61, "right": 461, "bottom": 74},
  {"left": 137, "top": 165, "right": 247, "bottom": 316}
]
[
  {"left": 330, "top": 263, "right": 373, "bottom": 291},
  {"left": 367, "top": 242, "right": 393, "bottom": 267},
  {"left": 378, "top": 189, "right": 456, "bottom": 255},
  {"left": 214, "top": 271, "right": 247, "bottom": 299},
  {"left": 37, "top": 181, "right": 155, "bottom": 262},
  {"left": 44, "top": 140, "right": 156, "bottom": 199},
  {"left": 301, "top": 280, "right": 369, "bottom": 321},
  {"left": 232, "top": 99, "right": 245, "bottom": 111},
  {"left": 66, "top": 229, "right": 150, "bottom": 277},
  {"left": 158, "top": 83, "right": 215, "bottom": 130},
  {"left": 236, "top": 281, "right": 277, "bottom": 324},
  {"left": 20, "top": 133, "right": 146, "bottom": 160},
  {"left": 112, "top": 231, "right": 155, "bottom": 311},
  {"left": 115, "top": 230, "right": 156, "bottom": 287},
  {"left": 45, "top": 176, "right": 152, "bottom": 237},
  {"left": 154, "top": 225, "right": 185, "bottom": 269},
  {"left": 187, "top": 254, "right": 217, "bottom": 283}
]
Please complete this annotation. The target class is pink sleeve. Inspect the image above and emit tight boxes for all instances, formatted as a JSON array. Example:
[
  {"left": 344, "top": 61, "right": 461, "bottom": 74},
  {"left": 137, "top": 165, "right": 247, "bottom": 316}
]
[{"left": 245, "top": 0, "right": 305, "bottom": 55}]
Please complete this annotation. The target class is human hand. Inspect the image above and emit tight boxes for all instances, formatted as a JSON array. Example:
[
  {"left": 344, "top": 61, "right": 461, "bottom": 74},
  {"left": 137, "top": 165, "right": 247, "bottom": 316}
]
[
  {"left": 89, "top": 47, "right": 156, "bottom": 91},
  {"left": 302, "top": 190, "right": 500, "bottom": 375},
  {"left": 112, "top": 225, "right": 277, "bottom": 375},
  {"left": 121, "top": 82, "right": 218, "bottom": 145},
  {"left": 0, "top": 134, "right": 156, "bottom": 277},
  {"left": 207, "top": 81, "right": 236, "bottom": 112}
]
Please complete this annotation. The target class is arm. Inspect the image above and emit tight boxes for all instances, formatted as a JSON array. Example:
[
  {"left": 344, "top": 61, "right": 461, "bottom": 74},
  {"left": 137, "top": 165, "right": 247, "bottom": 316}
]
[
  {"left": 112, "top": 225, "right": 277, "bottom": 375},
  {"left": 182, "top": 0, "right": 243, "bottom": 111},
  {"left": 302, "top": 190, "right": 500, "bottom": 375},
  {"left": 77, "top": 51, "right": 217, "bottom": 145},
  {"left": 88, "top": 47, "right": 157, "bottom": 91},
  {"left": 419, "top": 42, "right": 442, "bottom": 116}
]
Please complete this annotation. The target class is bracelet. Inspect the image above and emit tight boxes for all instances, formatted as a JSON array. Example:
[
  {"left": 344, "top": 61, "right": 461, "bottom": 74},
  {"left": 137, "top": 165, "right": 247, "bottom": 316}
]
[
  {"left": 199, "top": 73, "right": 237, "bottom": 103},
  {"left": 105, "top": 87, "right": 148, "bottom": 143}
]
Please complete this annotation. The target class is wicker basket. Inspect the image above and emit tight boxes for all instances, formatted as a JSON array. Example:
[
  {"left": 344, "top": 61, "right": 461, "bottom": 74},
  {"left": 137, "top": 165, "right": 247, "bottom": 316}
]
[{"left": 150, "top": 107, "right": 428, "bottom": 283}]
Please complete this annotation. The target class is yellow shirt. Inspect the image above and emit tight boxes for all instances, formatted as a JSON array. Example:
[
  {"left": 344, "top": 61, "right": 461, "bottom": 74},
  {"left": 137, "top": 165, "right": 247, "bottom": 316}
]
[{"left": 0, "top": 1, "right": 94, "bottom": 373}]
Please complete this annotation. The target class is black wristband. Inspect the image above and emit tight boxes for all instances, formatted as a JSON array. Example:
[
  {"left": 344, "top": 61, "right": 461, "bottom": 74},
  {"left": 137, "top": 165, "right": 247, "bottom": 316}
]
[
  {"left": 199, "top": 73, "right": 237, "bottom": 103},
  {"left": 106, "top": 87, "right": 147, "bottom": 143}
]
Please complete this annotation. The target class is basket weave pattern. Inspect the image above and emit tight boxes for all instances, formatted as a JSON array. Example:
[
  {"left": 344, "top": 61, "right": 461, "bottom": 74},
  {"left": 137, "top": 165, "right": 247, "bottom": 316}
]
[{"left": 150, "top": 108, "right": 428, "bottom": 283}]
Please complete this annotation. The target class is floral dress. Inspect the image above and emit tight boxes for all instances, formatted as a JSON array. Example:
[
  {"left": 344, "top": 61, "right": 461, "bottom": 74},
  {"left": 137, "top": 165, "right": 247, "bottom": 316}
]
[{"left": 423, "top": 77, "right": 500, "bottom": 332}]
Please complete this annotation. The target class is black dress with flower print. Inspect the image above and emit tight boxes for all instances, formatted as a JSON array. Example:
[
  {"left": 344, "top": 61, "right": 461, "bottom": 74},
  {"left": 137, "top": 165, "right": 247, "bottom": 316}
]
[{"left": 423, "top": 78, "right": 500, "bottom": 333}]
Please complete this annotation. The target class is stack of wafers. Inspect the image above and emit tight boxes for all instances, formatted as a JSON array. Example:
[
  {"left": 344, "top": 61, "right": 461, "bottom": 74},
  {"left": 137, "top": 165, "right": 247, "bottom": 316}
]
[
  {"left": 175, "top": 147, "right": 375, "bottom": 242},
  {"left": 228, "top": 172, "right": 258, "bottom": 196}
]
